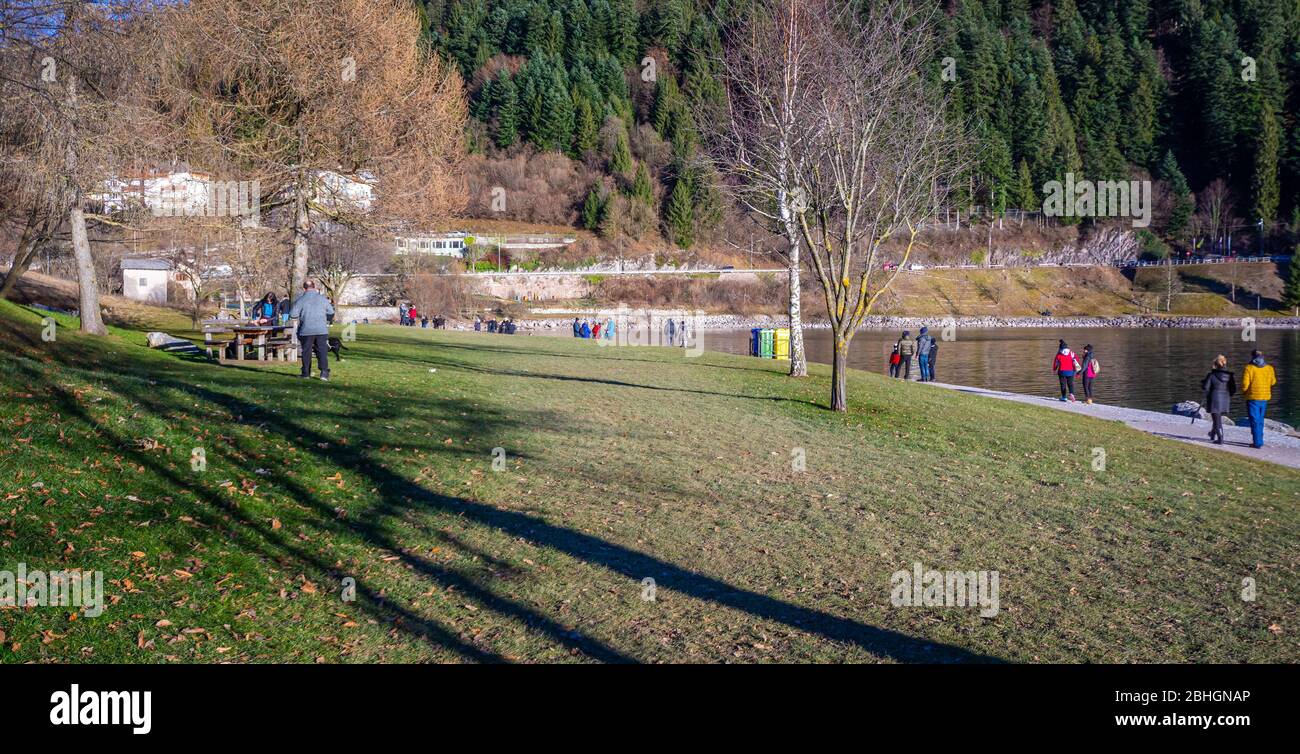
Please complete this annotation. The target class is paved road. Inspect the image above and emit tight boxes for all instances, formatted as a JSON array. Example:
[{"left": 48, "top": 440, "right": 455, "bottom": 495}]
[{"left": 928, "top": 381, "right": 1300, "bottom": 470}]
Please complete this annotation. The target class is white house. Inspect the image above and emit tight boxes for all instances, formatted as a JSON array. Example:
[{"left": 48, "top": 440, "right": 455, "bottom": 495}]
[
  {"left": 121, "top": 258, "right": 171, "bottom": 304},
  {"left": 97, "top": 171, "right": 213, "bottom": 216}
]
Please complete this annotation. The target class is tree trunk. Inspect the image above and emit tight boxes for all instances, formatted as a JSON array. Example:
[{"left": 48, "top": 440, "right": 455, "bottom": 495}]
[
  {"left": 786, "top": 238, "right": 808, "bottom": 377},
  {"left": 69, "top": 204, "right": 106, "bottom": 335},
  {"left": 290, "top": 180, "right": 310, "bottom": 298},
  {"left": 830, "top": 335, "right": 848, "bottom": 411},
  {"left": 0, "top": 212, "right": 46, "bottom": 300},
  {"left": 779, "top": 185, "right": 807, "bottom": 377}
]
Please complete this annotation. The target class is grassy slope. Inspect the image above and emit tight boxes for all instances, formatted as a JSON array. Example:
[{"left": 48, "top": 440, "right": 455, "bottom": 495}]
[{"left": 0, "top": 299, "right": 1296, "bottom": 663}]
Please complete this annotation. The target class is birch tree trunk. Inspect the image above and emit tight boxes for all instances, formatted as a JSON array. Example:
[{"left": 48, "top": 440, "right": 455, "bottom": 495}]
[{"left": 783, "top": 215, "right": 807, "bottom": 377}]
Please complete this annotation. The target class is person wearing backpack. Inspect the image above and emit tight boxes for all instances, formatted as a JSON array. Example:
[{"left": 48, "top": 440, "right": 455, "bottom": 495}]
[
  {"left": 895, "top": 331, "right": 914, "bottom": 380},
  {"left": 1052, "top": 340, "right": 1081, "bottom": 402},
  {"left": 1080, "top": 344, "right": 1100, "bottom": 404}
]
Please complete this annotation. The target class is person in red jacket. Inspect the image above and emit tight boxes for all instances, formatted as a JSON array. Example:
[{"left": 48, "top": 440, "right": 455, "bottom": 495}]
[
  {"left": 407, "top": 304, "right": 418, "bottom": 326},
  {"left": 1052, "top": 340, "right": 1081, "bottom": 402}
]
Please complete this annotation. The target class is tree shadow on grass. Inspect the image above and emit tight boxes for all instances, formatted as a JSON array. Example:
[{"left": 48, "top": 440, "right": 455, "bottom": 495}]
[
  {"left": 8, "top": 323, "right": 1002, "bottom": 663},
  {"left": 357, "top": 347, "right": 814, "bottom": 407},
  {"left": 425, "top": 337, "right": 785, "bottom": 375}
]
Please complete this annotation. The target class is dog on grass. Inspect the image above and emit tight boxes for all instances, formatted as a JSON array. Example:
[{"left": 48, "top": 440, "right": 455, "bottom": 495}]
[{"left": 327, "top": 336, "right": 346, "bottom": 361}]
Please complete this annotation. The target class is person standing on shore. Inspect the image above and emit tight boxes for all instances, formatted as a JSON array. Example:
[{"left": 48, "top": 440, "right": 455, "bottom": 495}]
[
  {"left": 572, "top": 317, "right": 581, "bottom": 337},
  {"left": 888, "top": 344, "right": 901, "bottom": 378},
  {"left": 895, "top": 331, "right": 914, "bottom": 379},
  {"left": 1200, "top": 355, "right": 1236, "bottom": 445},
  {"left": 1080, "top": 344, "right": 1100, "bottom": 404},
  {"left": 927, "top": 337, "right": 938, "bottom": 382},
  {"left": 1240, "top": 350, "right": 1278, "bottom": 449},
  {"left": 1052, "top": 340, "right": 1080, "bottom": 401},
  {"left": 915, "top": 327, "right": 934, "bottom": 382},
  {"left": 289, "top": 279, "right": 334, "bottom": 382}
]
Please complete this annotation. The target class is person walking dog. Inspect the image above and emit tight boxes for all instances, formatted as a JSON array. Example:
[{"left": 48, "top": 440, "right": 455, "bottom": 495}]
[{"left": 289, "top": 279, "right": 335, "bottom": 382}]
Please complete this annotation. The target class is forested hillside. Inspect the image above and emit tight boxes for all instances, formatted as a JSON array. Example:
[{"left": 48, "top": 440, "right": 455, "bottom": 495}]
[{"left": 419, "top": 0, "right": 1300, "bottom": 252}]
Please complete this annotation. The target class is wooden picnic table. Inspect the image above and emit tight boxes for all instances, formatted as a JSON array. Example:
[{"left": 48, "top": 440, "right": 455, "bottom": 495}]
[{"left": 204, "top": 323, "right": 296, "bottom": 363}]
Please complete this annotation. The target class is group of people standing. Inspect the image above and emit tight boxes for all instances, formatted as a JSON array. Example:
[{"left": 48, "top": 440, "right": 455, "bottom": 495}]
[
  {"left": 474, "top": 315, "right": 516, "bottom": 334},
  {"left": 1200, "top": 350, "right": 1278, "bottom": 448},
  {"left": 888, "top": 327, "right": 939, "bottom": 381},
  {"left": 399, "top": 303, "right": 446, "bottom": 328},
  {"left": 572, "top": 317, "right": 615, "bottom": 340}
]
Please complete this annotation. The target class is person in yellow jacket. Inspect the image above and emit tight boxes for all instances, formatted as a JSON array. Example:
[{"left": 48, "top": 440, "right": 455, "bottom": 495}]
[{"left": 1240, "top": 350, "right": 1278, "bottom": 449}]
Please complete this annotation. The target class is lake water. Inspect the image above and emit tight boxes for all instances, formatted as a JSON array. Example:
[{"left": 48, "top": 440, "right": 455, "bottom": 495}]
[{"left": 700, "top": 327, "right": 1300, "bottom": 426}]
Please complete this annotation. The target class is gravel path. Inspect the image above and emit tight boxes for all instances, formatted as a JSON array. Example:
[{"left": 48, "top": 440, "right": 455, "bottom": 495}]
[{"left": 927, "top": 381, "right": 1300, "bottom": 470}]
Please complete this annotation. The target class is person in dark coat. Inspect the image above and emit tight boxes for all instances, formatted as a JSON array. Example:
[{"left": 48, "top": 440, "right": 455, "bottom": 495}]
[
  {"left": 927, "top": 338, "right": 938, "bottom": 382},
  {"left": 572, "top": 317, "right": 581, "bottom": 337},
  {"left": 1200, "top": 354, "right": 1237, "bottom": 445}
]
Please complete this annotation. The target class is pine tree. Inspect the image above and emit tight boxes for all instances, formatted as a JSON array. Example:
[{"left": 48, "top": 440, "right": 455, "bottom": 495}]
[
  {"left": 1158, "top": 150, "right": 1193, "bottom": 240},
  {"left": 1283, "top": 254, "right": 1300, "bottom": 312},
  {"left": 572, "top": 96, "right": 598, "bottom": 156},
  {"left": 581, "top": 185, "right": 605, "bottom": 230},
  {"left": 652, "top": 75, "right": 682, "bottom": 139},
  {"left": 530, "top": 63, "right": 574, "bottom": 152},
  {"left": 610, "top": 128, "right": 633, "bottom": 177},
  {"left": 665, "top": 174, "right": 694, "bottom": 247},
  {"left": 631, "top": 162, "right": 654, "bottom": 205},
  {"left": 1251, "top": 100, "right": 1281, "bottom": 226},
  {"left": 1013, "top": 159, "right": 1036, "bottom": 209},
  {"left": 493, "top": 74, "right": 519, "bottom": 149}
]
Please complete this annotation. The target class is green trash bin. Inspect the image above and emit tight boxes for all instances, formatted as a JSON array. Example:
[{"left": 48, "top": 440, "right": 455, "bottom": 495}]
[{"left": 759, "top": 328, "right": 774, "bottom": 358}]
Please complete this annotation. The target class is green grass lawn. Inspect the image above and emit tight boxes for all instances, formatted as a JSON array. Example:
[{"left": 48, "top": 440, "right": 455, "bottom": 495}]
[{"left": 0, "top": 299, "right": 1296, "bottom": 663}]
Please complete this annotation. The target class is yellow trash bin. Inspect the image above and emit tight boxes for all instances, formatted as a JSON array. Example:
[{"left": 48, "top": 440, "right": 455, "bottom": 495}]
[{"left": 774, "top": 327, "right": 790, "bottom": 360}]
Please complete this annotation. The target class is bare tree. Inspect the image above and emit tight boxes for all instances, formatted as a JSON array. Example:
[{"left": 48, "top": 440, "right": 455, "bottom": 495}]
[
  {"left": 310, "top": 225, "right": 391, "bottom": 306},
  {"left": 1196, "top": 179, "right": 1237, "bottom": 300},
  {"left": 226, "top": 225, "right": 285, "bottom": 317},
  {"left": 1197, "top": 179, "right": 1234, "bottom": 253},
  {"left": 166, "top": 226, "right": 228, "bottom": 327},
  {"left": 790, "top": 0, "right": 968, "bottom": 410},
  {"left": 0, "top": 1, "right": 162, "bottom": 333},
  {"left": 702, "top": 0, "right": 821, "bottom": 378},
  {"left": 155, "top": 0, "right": 467, "bottom": 302}
]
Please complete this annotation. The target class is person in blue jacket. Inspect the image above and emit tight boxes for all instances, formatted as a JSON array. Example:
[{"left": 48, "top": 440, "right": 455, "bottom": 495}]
[{"left": 580, "top": 320, "right": 591, "bottom": 338}]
